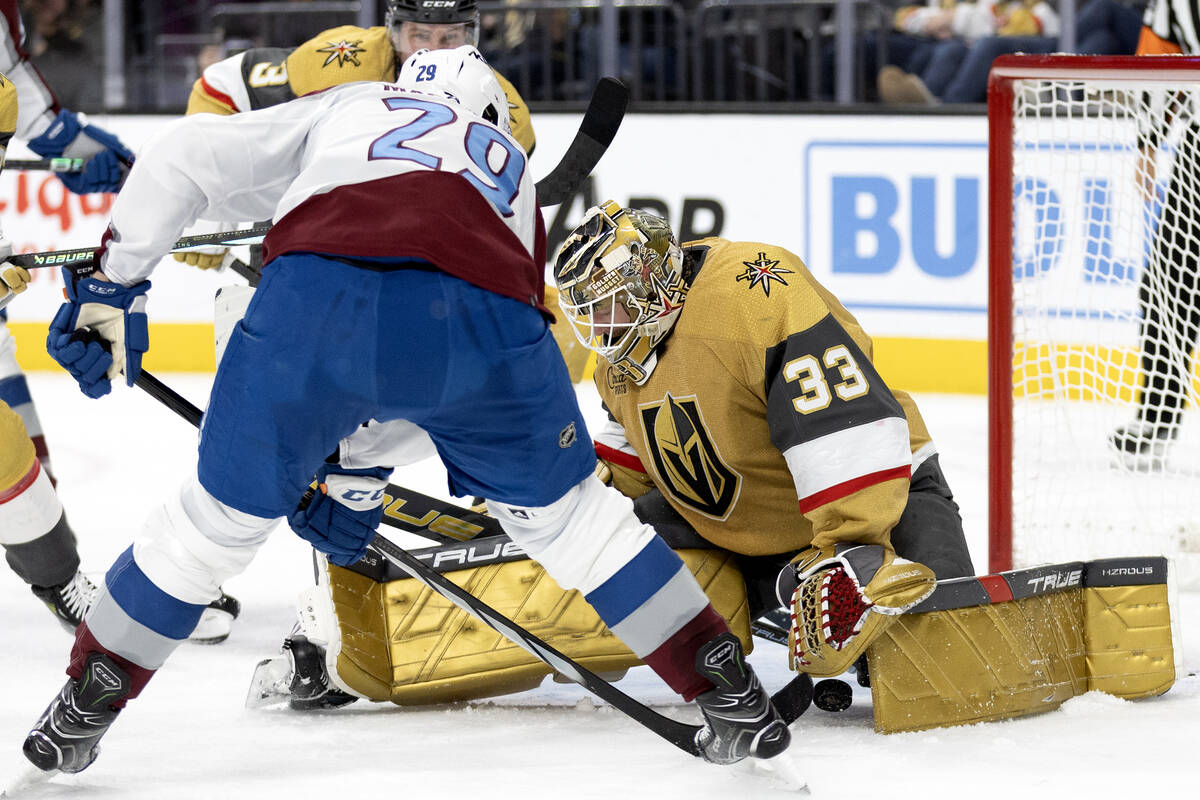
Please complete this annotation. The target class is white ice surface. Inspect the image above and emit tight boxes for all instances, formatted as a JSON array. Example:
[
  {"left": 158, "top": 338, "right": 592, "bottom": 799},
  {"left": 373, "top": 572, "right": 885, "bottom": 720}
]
[{"left": 1, "top": 375, "right": 1196, "bottom": 799}]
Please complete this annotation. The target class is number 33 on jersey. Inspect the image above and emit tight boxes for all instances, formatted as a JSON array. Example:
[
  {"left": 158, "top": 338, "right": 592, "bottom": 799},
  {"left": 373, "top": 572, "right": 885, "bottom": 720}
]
[{"left": 592, "top": 239, "right": 937, "bottom": 558}]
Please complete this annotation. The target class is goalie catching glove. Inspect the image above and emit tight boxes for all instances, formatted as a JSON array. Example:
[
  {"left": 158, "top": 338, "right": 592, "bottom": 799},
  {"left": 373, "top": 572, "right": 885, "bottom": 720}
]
[
  {"left": 288, "top": 464, "right": 390, "bottom": 566},
  {"left": 776, "top": 543, "right": 936, "bottom": 677},
  {"left": 45, "top": 267, "right": 150, "bottom": 399},
  {"left": 173, "top": 220, "right": 243, "bottom": 271}
]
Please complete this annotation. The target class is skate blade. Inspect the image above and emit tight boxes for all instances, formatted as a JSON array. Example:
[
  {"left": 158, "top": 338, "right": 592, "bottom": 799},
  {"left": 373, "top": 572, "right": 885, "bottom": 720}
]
[
  {"left": 245, "top": 656, "right": 294, "bottom": 709},
  {"left": 731, "top": 755, "right": 810, "bottom": 794},
  {"left": 2, "top": 763, "right": 57, "bottom": 797}
]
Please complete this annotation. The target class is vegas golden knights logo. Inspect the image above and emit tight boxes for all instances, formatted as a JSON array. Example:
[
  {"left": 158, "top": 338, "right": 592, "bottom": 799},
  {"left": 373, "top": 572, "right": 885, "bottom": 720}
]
[{"left": 639, "top": 394, "right": 740, "bottom": 520}]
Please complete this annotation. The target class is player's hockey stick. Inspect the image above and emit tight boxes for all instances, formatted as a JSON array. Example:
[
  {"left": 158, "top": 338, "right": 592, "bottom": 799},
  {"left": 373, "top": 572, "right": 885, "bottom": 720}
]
[
  {"left": 533, "top": 77, "right": 629, "bottom": 207},
  {"left": 131, "top": 370, "right": 812, "bottom": 760},
  {"left": 366, "top": 532, "right": 704, "bottom": 755},
  {"left": 10, "top": 224, "right": 272, "bottom": 272},
  {"left": 3, "top": 157, "right": 85, "bottom": 172}
]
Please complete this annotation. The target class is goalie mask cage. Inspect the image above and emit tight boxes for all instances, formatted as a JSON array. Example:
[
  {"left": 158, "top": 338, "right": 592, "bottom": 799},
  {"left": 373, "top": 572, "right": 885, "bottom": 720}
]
[{"left": 989, "top": 55, "right": 1200, "bottom": 586}]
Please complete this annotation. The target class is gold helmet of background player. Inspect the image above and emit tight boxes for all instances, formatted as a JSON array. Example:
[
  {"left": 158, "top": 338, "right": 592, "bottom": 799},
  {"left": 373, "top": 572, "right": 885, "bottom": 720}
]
[
  {"left": 553, "top": 201, "right": 687, "bottom": 385},
  {"left": 385, "top": 0, "right": 479, "bottom": 61}
]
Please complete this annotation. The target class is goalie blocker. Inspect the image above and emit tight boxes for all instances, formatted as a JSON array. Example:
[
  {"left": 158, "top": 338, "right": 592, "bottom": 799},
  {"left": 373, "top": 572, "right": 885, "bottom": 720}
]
[{"left": 866, "top": 556, "right": 1176, "bottom": 733}]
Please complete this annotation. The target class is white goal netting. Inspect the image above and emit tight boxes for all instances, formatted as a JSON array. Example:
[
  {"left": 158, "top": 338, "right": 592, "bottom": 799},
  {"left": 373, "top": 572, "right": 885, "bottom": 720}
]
[{"left": 1002, "top": 72, "right": 1200, "bottom": 586}]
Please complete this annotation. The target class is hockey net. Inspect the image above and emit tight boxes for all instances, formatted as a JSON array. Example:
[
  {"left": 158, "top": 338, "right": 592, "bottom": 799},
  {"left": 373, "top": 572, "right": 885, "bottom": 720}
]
[{"left": 989, "top": 55, "right": 1200, "bottom": 587}]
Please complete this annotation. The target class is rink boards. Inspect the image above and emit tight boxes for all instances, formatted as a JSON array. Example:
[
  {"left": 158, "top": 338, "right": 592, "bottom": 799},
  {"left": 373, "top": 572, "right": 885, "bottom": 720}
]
[{"left": 1, "top": 110, "right": 1130, "bottom": 395}]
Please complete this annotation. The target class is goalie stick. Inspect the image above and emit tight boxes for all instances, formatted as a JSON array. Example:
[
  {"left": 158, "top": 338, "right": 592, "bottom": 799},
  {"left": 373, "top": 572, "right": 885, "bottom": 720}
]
[{"left": 131, "top": 371, "right": 812, "bottom": 761}]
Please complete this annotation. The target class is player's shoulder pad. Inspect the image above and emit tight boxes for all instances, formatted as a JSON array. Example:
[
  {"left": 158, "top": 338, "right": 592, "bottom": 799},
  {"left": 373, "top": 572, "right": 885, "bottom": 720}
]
[
  {"left": 287, "top": 25, "right": 396, "bottom": 98},
  {"left": 188, "top": 51, "right": 254, "bottom": 114},
  {"left": 677, "top": 239, "right": 824, "bottom": 342},
  {"left": 0, "top": 71, "right": 16, "bottom": 143},
  {"left": 493, "top": 70, "right": 535, "bottom": 155},
  {"left": 232, "top": 46, "right": 300, "bottom": 111}
]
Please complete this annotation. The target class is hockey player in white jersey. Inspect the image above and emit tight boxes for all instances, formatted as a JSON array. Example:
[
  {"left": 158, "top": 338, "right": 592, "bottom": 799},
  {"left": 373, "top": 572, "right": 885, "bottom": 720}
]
[
  {"left": 0, "top": 0, "right": 238, "bottom": 641},
  {"left": 22, "top": 47, "right": 791, "bottom": 776},
  {"left": 0, "top": 0, "right": 123, "bottom": 630}
]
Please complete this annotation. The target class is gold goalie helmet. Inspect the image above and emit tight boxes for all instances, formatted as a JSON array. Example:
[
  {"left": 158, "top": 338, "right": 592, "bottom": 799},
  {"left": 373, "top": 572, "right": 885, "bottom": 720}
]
[{"left": 553, "top": 201, "right": 687, "bottom": 384}]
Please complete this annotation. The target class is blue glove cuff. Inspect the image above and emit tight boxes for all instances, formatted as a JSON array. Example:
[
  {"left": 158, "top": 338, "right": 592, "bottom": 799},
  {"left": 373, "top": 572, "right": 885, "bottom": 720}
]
[
  {"left": 28, "top": 110, "right": 84, "bottom": 158},
  {"left": 31, "top": 110, "right": 134, "bottom": 194}
]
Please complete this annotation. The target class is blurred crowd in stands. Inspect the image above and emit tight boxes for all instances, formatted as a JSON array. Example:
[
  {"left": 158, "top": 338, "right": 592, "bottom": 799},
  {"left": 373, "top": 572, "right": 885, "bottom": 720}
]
[{"left": 20, "top": 0, "right": 1151, "bottom": 111}]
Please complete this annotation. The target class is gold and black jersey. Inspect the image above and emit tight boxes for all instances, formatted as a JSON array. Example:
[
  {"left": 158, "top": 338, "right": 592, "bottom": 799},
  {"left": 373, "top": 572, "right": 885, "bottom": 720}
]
[
  {"left": 0, "top": 72, "right": 15, "bottom": 152},
  {"left": 595, "top": 238, "right": 935, "bottom": 557},
  {"left": 186, "top": 25, "right": 536, "bottom": 155}
]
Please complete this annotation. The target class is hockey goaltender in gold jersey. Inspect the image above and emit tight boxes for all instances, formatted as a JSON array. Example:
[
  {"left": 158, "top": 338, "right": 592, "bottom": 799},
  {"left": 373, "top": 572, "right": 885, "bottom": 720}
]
[{"left": 248, "top": 202, "right": 1176, "bottom": 734}]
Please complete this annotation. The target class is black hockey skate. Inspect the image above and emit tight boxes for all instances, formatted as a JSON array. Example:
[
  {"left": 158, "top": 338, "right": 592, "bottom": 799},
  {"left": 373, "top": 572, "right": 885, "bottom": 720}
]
[
  {"left": 23, "top": 653, "right": 130, "bottom": 774},
  {"left": 1108, "top": 421, "right": 1178, "bottom": 471},
  {"left": 692, "top": 633, "right": 791, "bottom": 764},
  {"left": 283, "top": 635, "right": 357, "bottom": 711},
  {"left": 189, "top": 591, "right": 242, "bottom": 644},
  {"left": 31, "top": 570, "right": 98, "bottom": 631}
]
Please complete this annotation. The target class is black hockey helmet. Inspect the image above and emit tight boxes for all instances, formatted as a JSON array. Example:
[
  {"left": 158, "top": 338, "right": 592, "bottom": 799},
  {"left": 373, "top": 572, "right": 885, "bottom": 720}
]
[{"left": 385, "top": 0, "right": 479, "bottom": 26}]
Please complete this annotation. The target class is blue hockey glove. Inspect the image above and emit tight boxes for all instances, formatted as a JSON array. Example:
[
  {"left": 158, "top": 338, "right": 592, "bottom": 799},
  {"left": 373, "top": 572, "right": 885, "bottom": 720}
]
[
  {"left": 46, "top": 268, "right": 150, "bottom": 398},
  {"left": 28, "top": 109, "right": 135, "bottom": 194},
  {"left": 289, "top": 464, "right": 391, "bottom": 566}
]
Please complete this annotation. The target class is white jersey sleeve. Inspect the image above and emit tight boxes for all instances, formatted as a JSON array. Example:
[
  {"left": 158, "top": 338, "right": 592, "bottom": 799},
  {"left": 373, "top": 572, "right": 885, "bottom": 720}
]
[
  {"left": 98, "top": 92, "right": 321, "bottom": 285},
  {"left": 196, "top": 52, "right": 254, "bottom": 113},
  {"left": 0, "top": 0, "right": 59, "bottom": 141}
]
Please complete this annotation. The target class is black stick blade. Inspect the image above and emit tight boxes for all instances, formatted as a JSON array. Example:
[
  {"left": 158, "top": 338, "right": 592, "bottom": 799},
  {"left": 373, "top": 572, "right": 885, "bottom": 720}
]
[{"left": 535, "top": 78, "right": 630, "bottom": 207}]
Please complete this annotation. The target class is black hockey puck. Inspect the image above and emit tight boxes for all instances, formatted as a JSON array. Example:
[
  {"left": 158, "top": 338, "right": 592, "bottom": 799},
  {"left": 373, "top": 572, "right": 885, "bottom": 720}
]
[{"left": 812, "top": 678, "right": 853, "bottom": 712}]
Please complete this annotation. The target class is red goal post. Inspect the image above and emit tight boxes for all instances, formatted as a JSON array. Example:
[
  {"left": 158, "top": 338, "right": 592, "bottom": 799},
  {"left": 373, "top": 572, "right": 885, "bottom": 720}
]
[{"left": 988, "top": 54, "right": 1200, "bottom": 583}]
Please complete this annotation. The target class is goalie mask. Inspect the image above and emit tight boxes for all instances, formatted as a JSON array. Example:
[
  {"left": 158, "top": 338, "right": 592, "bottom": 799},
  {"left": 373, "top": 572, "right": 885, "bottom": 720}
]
[
  {"left": 553, "top": 201, "right": 687, "bottom": 384},
  {"left": 395, "top": 46, "right": 510, "bottom": 133}
]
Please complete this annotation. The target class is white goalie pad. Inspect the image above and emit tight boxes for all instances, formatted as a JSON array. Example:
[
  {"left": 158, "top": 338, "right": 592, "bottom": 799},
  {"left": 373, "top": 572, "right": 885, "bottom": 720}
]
[{"left": 245, "top": 550, "right": 365, "bottom": 708}]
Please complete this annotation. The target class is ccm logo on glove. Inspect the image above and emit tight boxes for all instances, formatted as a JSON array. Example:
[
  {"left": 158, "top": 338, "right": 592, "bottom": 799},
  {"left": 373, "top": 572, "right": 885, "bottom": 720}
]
[{"left": 322, "top": 474, "right": 386, "bottom": 509}]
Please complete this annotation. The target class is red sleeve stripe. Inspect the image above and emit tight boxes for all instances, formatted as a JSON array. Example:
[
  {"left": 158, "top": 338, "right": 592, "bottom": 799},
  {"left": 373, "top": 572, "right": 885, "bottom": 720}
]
[
  {"left": 93, "top": 224, "right": 117, "bottom": 271},
  {"left": 797, "top": 465, "right": 910, "bottom": 514},
  {"left": 199, "top": 76, "right": 237, "bottom": 111},
  {"left": 0, "top": 458, "right": 40, "bottom": 504},
  {"left": 594, "top": 441, "right": 646, "bottom": 473}
]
